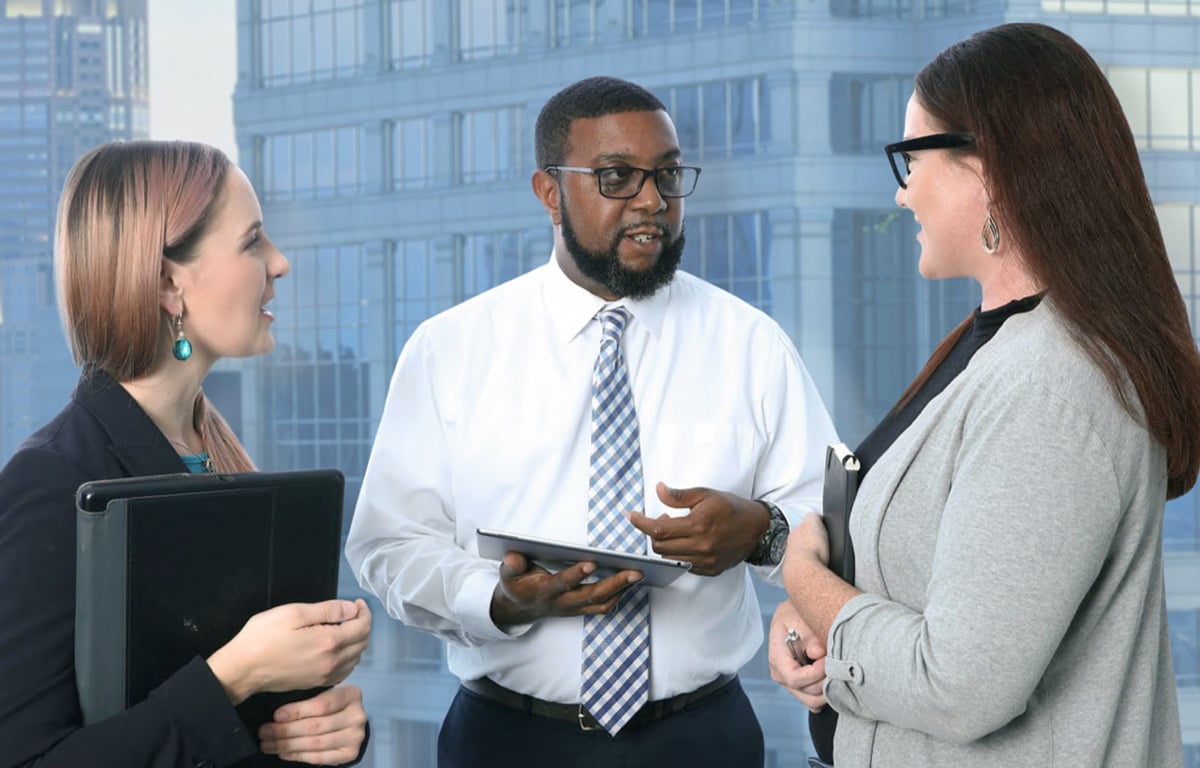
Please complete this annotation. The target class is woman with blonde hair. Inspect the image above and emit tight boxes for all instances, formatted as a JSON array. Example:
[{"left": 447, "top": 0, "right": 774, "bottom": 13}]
[
  {"left": 771, "top": 23, "right": 1200, "bottom": 766},
  {"left": 0, "top": 140, "right": 372, "bottom": 767}
]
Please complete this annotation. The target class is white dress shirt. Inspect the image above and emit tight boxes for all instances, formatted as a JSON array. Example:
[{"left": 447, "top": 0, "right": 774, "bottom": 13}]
[{"left": 346, "top": 254, "right": 837, "bottom": 703}]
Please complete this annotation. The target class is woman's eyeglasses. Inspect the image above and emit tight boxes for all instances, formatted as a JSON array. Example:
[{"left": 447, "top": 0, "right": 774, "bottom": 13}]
[{"left": 884, "top": 133, "right": 974, "bottom": 189}]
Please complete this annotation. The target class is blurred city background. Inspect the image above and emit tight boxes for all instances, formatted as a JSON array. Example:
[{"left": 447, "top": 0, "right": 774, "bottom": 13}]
[{"left": 0, "top": 0, "right": 1196, "bottom": 764}]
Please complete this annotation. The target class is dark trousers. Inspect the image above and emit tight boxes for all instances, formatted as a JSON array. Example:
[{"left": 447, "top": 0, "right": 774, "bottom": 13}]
[{"left": 437, "top": 677, "right": 764, "bottom": 768}]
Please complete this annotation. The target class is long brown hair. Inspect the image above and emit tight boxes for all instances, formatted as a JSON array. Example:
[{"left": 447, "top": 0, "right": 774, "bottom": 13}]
[
  {"left": 54, "top": 140, "right": 254, "bottom": 472},
  {"left": 901, "top": 23, "right": 1200, "bottom": 498}
]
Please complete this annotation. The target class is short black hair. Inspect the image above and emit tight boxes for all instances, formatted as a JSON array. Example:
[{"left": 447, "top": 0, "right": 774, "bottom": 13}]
[{"left": 534, "top": 76, "right": 667, "bottom": 169}]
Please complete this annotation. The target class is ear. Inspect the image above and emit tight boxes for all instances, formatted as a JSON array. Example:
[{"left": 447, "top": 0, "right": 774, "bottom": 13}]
[
  {"left": 531, "top": 169, "right": 562, "bottom": 226},
  {"left": 159, "top": 258, "right": 184, "bottom": 317}
]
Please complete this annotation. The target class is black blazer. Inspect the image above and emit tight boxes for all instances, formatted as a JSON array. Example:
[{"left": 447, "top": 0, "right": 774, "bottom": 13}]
[{"left": 0, "top": 369, "right": 256, "bottom": 767}]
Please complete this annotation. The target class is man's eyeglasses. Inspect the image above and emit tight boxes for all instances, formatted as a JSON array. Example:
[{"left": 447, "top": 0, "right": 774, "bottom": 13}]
[
  {"left": 545, "top": 165, "right": 702, "bottom": 199},
  {"left": 884, "top": 133, "right": 974, "bottom": 189}
]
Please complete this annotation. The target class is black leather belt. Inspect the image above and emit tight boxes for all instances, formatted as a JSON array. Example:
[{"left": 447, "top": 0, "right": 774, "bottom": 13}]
[{"left": 460, "top": 673, "right": 738, "bottom": 731}]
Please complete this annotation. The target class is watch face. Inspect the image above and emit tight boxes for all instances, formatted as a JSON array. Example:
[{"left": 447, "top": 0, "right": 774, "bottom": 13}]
[{"left": 768, "top": 528, "right": 789, "bottom": 564}]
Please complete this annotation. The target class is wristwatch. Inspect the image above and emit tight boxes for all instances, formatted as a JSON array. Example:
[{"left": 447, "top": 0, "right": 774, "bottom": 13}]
[{"left": 746, "top": 500, "right": 789, "bottom": 566}]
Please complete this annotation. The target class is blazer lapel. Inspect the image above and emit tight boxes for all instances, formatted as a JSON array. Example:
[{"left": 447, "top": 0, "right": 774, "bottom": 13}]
[{"left": 70, "top": 368, "right": 189, "bottom": 477}]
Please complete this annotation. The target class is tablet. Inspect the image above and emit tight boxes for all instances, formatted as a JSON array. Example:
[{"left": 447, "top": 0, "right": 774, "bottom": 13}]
[{"left": 476, "top": 527, "right": 692, "bottom": 587}]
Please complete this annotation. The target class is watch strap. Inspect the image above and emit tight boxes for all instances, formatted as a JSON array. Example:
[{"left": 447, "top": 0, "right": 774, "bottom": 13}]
[{"left": 747, "top": 500, "right": 788, "bottom": 566}]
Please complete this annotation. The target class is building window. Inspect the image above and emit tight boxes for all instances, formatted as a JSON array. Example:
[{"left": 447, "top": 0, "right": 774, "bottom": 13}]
[
  {"left": 1156, "top": 204, "right": 1198, "bottom": 335},
  {"left": 391, "top": 719, "right": 439, "bottom": 766},
  {"left": 394, "top": 237, "right": 459, "bottom": 352},
  {"left": 459, "top": 107, "right": 524, "bottom": 184},
  {"left": 391, "top": 116, "right": 429, "bottom": 190},
  {"left": 1170, "top": 610, "right": 1199, "bottom": 688},
  {"left": 629, "top": 0, "right": 761, "bottom": 36},
  {"left": 1157, "top": 202, "right": 1200, "bottom": 556},
  {"left": 659, "top": 78, "right": 769, "bottom": 160},
  {"left": 459, "top": 228, "right": 545, "bottom": 298},
  {"left": 1042, "top": 0, "right": 1198, "bottom": 13},
  {"left": 830, "top": 74, "right": 909, "bottom": 154},
  {"left": 1108, "top": 67, "right": 1200, "bottom": 151},
  {"left": 827, "top": 0, "right": 977, "bottom": 18},
  {"left": 262, "top": 126, "right": 359, "bottom": 201},
  {"left": 831, "top": 209, "right": 978, "bottom": 443},
  {"left": 683, "top": 211, "right": 771, "bottom": 311},
  {"left": 388, "top": 0, "right": 434, "bottom": 69},
  {"left": 263, "top": 243, "right": 373, "bottom": 481},
  {"left": 459, "top": 0, "right": 520, "bottom": 59},
  {"left": 257, "top": 0, "right": 364, "bottom": 87}
]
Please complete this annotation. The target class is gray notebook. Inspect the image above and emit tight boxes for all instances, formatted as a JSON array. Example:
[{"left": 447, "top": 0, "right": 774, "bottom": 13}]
[{"left": 74, "top": 469, "right": 344, "bottom": 767}]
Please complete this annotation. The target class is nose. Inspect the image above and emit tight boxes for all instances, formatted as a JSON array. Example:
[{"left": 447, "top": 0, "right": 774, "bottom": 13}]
[
  {"left": 271, "top": 243, "right": 291, "bottom": 279},
  {"left": 630, "top": 170, "right": 667, "bottom": 214},
  {"left": 894, "top": 185, "right": 907, "bottom": 209}
]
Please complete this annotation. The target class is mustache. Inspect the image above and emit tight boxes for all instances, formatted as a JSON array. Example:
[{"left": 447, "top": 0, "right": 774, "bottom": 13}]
[{"left": 617, "top": 221, "right": 671, "bottom": 239}]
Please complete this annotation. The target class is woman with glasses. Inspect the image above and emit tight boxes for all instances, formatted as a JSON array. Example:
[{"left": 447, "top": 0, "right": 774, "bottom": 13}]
[{"left": 770, "top": 22, "right": 1200, "bottom": 766}]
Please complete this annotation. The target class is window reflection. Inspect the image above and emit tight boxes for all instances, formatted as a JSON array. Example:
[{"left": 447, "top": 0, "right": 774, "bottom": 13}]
[
  {"left": 257, "top": 0, "right": 364, "bottom": 86},
  {"left": 1108, "top": 66, "right": 1200, "bottom": 150}
]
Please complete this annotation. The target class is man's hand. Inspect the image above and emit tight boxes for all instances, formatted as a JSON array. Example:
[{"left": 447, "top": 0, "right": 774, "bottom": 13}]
[
  {"left": 768, "top": 600, "right": 828, "bottom": 713},
  {"left": 489, "top": 552, "right": 642, "bottom": 629},
  {"left": 626, "top": 482, "right": 770, "bottom": 576}
]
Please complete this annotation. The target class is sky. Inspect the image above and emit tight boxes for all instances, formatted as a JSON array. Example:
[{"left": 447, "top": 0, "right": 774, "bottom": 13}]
[{"left": 147, "top": 2, "right": 239, "bottom": 163}]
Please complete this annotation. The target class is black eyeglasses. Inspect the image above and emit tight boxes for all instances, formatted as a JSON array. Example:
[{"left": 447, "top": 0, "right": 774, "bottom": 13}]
[
  {"left": 545, "top": 165, "right": 702, "bottom": 199},
  {"left": 884, "top": 133, "right": 974, "bottom": 189}
]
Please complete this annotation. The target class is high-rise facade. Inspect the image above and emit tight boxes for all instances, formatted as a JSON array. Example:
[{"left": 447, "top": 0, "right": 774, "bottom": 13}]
[
  {"left": 230, "top": 1, "right": 1200, "bottom": 765},
  {"left": 0, "top": 0, "right": 148, "bottom": 458}
]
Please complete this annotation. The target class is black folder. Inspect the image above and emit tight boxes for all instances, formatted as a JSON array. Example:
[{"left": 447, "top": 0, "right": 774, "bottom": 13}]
[
  {"left": 74, "top": 469, "right": 345, "bottom": 767},
  {"left": 822, "top": 443, "right": 860, "bottom": 583}
]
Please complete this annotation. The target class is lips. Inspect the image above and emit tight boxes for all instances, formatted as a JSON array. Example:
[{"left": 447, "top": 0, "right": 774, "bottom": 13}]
[{"left": 622, "top": 223, "right": 667, "bottom": 242}]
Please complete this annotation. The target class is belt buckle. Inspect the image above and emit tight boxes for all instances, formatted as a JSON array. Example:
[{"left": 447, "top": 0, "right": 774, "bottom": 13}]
[{"left": 577, "top": 705, "right": 603, "bottom": 732}]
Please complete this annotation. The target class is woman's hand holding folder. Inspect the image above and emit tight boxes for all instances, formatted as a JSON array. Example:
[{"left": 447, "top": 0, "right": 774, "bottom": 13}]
[
  {"left": 259, "top": 683, "right": 368, "bottom": 765},
  {"left": 206, "top": 598, "right": 372, "bottom": 705}
]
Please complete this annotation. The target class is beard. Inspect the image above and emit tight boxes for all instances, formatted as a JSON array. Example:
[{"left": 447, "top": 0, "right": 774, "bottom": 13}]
[{"left": 560, "top": 202, "right": 684, "bottom": 300}]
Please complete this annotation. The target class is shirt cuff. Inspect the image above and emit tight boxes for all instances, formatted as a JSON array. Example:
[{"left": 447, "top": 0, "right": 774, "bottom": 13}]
[{"left": 454, "top": 567, "right": 534, "bottom": 643}]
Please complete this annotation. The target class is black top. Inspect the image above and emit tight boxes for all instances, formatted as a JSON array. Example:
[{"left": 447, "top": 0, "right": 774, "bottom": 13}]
[
  {"left": 810, "top": 293, "right": 1042, "bottom": 766},
  {"left": 855, "top": 293, "right": 1044, "bottom": 477}
]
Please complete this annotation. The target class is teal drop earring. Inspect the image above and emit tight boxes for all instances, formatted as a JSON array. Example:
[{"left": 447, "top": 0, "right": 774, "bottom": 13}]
[{"left": 172, "top": 314, "right": 192, "bottom": 361}]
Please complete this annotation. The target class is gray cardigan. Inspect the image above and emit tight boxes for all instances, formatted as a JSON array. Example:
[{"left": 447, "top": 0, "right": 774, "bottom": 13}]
[{"left": 826, "top": 301, "right": 1183, "bottom": 767}]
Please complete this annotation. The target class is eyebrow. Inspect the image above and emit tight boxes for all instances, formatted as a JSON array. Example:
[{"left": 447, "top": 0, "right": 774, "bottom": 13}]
[
  {"left": 242, "top": 221, "right": 263, "bottom": 239},
  {"left": 593, "top": 148, "right": 682, "bottom": 166}
]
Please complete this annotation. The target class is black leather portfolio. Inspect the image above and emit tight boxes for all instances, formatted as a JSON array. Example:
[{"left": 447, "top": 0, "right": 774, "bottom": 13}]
[
  {"left": 822, "top": 443, "right": 860, "bottom": 584},
  {"left": 74, "top": 469, "right": 345, "bottom": 767}
]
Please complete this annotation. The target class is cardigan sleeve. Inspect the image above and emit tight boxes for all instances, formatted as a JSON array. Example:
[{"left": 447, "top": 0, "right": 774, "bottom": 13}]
[
  {"left": 0, "top": 446, "right": 256, "bottom": 768},
  {"left": 823, "top": 377, "right": 1127, "bottom": 744}
]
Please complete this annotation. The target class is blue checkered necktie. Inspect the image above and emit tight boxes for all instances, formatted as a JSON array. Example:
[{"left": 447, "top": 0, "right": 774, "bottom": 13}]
[{"left": 580, "top": 306, "right": 651, "bottom": 735}]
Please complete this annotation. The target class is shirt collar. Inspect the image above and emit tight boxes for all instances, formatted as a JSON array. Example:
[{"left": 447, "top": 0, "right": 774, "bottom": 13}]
[{"left": 542, "top": 250, "right": 670, "bottom": 344}]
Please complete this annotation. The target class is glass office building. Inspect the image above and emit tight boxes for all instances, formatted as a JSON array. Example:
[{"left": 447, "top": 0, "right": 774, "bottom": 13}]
[
  {"left": 0, "top": 0, "right": 147, "bottom": 458},
  {"left": 226, "top": 1, "right": 1198, "bottom": 765}
]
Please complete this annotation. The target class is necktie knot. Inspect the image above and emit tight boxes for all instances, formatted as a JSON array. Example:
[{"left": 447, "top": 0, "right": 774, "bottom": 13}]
[{"left": 598, "top": 307, "right": 630, "bottom": 344}]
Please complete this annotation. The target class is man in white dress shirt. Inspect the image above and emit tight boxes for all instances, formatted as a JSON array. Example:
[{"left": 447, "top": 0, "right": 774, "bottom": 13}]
[{"left": 345, "top": 76, "right": 837, "bottom": 767}]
